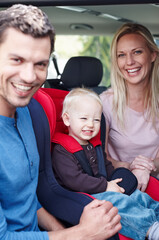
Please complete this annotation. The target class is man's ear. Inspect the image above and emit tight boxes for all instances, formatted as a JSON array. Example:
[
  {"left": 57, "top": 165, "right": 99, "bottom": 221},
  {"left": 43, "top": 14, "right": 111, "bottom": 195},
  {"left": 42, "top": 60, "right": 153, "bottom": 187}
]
[{"left": 62, "top": 112, "right": 70, "bottom": 127}]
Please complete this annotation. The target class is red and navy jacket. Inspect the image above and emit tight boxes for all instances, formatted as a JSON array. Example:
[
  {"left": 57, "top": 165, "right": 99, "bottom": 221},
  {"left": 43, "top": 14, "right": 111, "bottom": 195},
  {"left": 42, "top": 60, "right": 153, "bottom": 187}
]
[
  {"left": 53, "top": 131, "right": 138, "bottom": 196},
  {"left": 53, "top": 131, "right": 108, "bottom": 178}
]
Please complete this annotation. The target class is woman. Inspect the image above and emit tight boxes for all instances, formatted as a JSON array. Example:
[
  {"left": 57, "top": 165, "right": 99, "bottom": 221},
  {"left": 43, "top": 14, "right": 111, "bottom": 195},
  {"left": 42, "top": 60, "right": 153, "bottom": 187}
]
[{"left": 100, "top": 23, "right": 159, "bottom": 192}]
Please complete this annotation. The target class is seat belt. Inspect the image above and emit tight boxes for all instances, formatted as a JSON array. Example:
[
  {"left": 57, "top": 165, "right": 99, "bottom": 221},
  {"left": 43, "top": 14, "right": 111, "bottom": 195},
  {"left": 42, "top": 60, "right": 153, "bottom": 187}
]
[
  {"left": 74, "top": 145, "right": 107, "bottom": 178},
  {"left": 52, "top": 53, "right": 61, "bottom": 77}
]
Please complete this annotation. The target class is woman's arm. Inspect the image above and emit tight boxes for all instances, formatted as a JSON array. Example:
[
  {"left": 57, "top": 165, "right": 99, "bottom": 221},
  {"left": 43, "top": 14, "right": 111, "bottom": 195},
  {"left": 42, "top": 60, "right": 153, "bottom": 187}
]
[
  {"left": 130, "top": 155, "right": 156, "bottom": 191},
  {"left": 152, "top": 150, "right": 159, "bottom": 177},
  {"left": 130, "top": 155, "right": 156, "bottom": 171}
]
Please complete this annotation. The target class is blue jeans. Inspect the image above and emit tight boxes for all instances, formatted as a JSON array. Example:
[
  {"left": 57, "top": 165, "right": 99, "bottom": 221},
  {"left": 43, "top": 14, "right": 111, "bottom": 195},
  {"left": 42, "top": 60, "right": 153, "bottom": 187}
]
[{"left": 92, "top": 189, "right": 159, "bottom": 240}]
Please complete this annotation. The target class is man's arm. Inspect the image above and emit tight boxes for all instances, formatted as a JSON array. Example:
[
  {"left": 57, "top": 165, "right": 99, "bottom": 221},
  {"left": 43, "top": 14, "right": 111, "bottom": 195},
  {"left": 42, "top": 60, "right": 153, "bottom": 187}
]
[
  {"left": 0, "top": 196, "right": 121, "bottom": 240},
  {"left": 46, "top": 200, "right": 121, "bottom": 240},
  {"left": 37, "top": 207, "right": 65, "bottom": 231},
  {"left": 0, "top": 203, "right": 48, "bottom": 240}
]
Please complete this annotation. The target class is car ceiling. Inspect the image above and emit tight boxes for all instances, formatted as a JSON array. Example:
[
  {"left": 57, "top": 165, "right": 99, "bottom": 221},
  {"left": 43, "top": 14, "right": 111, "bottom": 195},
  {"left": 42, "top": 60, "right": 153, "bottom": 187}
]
[
  {"left": 0, "top": 1, "right": 159, "bottom": 38},
  {"left": 40, "top": 4, "right": 159, "bottom": 37}
]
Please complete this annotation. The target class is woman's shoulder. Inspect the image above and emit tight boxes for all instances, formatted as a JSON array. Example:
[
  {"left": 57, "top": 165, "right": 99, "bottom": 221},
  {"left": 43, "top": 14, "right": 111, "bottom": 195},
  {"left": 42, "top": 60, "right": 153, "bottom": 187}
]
[{"left": 100, "top": 88, "right": 114, "bottom": 103}]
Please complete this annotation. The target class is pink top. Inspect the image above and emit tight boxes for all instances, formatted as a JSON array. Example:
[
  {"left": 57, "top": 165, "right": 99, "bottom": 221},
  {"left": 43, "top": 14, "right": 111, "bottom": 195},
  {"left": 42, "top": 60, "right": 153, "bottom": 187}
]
[{"left": 100, "top": 89, "right": 159, "bottom": 163}]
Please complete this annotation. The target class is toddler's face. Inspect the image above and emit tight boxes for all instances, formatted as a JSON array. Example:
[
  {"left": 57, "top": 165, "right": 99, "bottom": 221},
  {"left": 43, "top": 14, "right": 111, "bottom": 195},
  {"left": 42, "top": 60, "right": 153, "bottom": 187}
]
[{"left": 64, "top": 96, "right": 102, "bottom": 145}]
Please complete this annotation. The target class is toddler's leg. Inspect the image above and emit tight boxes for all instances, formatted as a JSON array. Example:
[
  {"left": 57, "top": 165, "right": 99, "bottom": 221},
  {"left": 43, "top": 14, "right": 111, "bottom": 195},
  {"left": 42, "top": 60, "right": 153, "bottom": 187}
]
[
  {"left": 130, "top": 189, "right": 159, "bottom": 220},
  {"left": 92, "top": 191, "right": 156, "bottom": 240}
]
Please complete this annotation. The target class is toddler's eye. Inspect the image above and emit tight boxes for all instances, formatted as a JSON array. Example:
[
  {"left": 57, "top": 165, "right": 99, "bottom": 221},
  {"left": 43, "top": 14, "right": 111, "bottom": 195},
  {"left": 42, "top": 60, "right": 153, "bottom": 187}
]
[
  {"left": 94, "top": 119, "right": 100, "bottom": 122},
  {"left": 80, "top": 117, "right": 87, "bottom": 120}
]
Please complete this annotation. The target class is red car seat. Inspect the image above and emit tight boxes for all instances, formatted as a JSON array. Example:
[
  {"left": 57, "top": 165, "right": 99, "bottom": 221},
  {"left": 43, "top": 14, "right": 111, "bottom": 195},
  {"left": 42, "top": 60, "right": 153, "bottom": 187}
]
[
  {"left": 30, "top": 88, "right": 120, "bottom": 240},
  {"left": 31, "top": 88, "right": 159, "bottom": 240}
]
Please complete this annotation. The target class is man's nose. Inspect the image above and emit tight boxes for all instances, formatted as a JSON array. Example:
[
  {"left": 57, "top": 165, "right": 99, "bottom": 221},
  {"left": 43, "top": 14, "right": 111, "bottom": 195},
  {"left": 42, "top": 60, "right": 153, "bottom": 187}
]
[{"left": 19, "top": 63, "right": 36, "bottom": 83}]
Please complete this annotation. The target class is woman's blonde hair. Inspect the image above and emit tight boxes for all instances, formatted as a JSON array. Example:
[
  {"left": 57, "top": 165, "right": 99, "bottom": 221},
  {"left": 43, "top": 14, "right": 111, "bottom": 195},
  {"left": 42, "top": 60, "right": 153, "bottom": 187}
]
[
  {"left": 111, "top": 23, "right": 159, "bottom": 128},
  {"left": 62, "top": 87, "right": 102, "bottom": 116}
]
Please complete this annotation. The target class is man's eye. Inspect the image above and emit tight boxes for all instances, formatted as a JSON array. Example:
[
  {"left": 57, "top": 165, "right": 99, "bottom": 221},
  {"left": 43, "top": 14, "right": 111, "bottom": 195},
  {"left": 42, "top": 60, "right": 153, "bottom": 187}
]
[
  {"left": 11, "top": 58, "right": 22, "bottom": 63},
  {"left": 36, "top": 62, "right": 48, "bottom": 70},
  {"left": 37, "top": 62, "right": 47, "bottom": 67},
  {"left": 39, "top": 63, "right": 47, "bottom": 67}
]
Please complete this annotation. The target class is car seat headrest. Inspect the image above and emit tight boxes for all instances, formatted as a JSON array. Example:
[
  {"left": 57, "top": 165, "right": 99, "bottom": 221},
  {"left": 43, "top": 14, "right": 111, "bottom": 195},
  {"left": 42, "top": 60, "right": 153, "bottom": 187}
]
[
  {"left": 41, "top": 88, "right": 69, "bottom": 135},
  {"left": 60, "top": 56, "right": 103, "bottom": 88}
]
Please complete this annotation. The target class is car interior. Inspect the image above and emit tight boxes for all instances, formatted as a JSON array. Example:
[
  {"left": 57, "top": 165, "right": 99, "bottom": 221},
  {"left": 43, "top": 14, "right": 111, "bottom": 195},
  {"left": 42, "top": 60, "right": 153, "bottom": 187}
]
[
  {"left": 1, "top": 1, "right": 159, "bottom": 87},
  {"left": 43, "top": 1, "right": 159, "bottom": 87},
  {"left": 1, "top": 1, "right": 159, "bottom": 240}
]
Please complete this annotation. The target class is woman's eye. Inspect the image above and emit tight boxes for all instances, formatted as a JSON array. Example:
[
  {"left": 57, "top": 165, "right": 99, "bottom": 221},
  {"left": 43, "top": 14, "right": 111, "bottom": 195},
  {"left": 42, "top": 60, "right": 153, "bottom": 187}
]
[
  {"left": 134, "top": 50, "right": 142, "bottom": 55},
  {"left": 117, "top": 53, "right": 125, "bottom": 58}
]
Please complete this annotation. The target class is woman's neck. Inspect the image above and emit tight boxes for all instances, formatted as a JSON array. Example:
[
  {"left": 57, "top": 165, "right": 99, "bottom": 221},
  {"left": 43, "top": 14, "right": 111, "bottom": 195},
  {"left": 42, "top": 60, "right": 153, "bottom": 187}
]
[{"left": 126, "top": 82, "right": 149, "bottom": 112}]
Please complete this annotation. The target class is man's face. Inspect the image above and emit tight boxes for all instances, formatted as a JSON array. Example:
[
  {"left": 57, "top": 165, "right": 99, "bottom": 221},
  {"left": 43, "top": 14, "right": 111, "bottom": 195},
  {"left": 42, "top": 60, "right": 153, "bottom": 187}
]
[{"left": 0, "top": 28, "right": 51, "bottom": 117}]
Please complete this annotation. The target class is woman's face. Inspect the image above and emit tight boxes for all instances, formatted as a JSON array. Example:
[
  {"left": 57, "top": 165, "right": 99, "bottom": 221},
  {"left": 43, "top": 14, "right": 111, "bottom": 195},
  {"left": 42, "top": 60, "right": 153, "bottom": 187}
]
[{"left": 116, "top": 33, "right": 156, "bottom": 87}]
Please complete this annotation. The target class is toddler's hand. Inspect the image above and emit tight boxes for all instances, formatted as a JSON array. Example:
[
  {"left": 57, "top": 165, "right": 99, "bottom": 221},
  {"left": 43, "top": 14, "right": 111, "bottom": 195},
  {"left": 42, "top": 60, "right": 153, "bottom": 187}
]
[{"left": 106, "top": 178, "right": 125, "bottom": 193}]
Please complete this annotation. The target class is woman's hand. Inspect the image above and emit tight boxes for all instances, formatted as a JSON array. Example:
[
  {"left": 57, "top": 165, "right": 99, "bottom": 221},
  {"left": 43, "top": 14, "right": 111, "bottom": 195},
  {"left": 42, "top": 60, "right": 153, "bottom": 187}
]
[
  {"left": 130, "top": 155, "right": 156, "bottom": 172},
  {"left": 106, "top": 179, "right": 125, "bottom": 193},
  {"left": 132, "top": 168, "right": 150, "bottom": 192},
  {"left": 130, "top": 155, "right": 155, "bottom": 192}
]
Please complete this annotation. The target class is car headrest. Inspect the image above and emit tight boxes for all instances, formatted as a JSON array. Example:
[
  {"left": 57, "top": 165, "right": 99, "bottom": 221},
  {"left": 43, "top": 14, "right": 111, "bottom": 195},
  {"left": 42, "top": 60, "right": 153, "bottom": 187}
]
[
  {"left": 41, "top": 88, "right": 69, "bottom": 134},
  {"left": 60, "top": 56, "right": 103, "bottom": 88}
]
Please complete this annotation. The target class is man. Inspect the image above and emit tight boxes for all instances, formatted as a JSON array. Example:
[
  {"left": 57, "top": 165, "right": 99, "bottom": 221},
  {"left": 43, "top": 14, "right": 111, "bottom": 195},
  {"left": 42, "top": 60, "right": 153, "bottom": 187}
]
[{"left": 0, "top": 4, "right": 121, "bottom": 239}]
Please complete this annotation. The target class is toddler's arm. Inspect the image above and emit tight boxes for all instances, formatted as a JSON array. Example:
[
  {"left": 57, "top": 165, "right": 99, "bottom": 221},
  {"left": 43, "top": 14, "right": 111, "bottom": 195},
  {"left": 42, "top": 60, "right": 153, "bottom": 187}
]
[{"left": 106, "top": 178, "right": 125, "bottom": 193}]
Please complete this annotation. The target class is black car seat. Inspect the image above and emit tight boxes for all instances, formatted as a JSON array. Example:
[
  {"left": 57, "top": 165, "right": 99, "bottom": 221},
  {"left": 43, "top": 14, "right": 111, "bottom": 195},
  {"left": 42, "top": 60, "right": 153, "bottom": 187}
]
[
  {"left": 61, "top": 56, "right": 106, "bottom": 92},
  {"left": 46, "top": 56, "right": 107, "bottom": 94}
]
